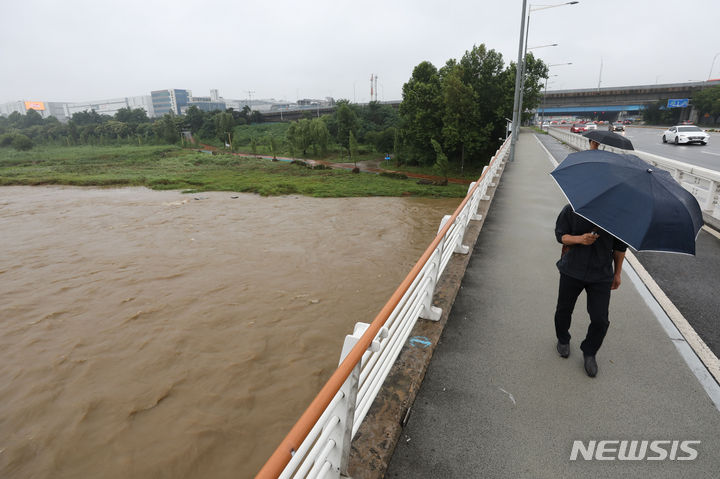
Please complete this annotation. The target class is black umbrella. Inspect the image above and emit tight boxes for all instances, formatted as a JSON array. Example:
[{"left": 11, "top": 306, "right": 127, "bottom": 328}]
[
  {"left": 583, "top": 130, "right": 634, "bottom": 150},
  {"left": 550, "top": 150, "right": 703, "bottom": 255}
]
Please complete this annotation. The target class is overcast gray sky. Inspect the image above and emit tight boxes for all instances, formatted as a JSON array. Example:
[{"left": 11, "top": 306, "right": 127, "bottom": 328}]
[{"left": 2, "top": 0, "right": 719, "bottom": 105}]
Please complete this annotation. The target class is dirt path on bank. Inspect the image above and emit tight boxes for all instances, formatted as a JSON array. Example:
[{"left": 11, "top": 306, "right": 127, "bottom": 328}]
[{"left": 195, "top": 144, "right": 472, "bottom": 185}]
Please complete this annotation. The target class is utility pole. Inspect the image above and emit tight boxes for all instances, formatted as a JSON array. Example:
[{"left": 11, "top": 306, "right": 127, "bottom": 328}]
[
  {"left": 509, "top": 0, "right": 528, "bottom": 163},
  {"left": 246, "top": 90, "right": 255, "bottom": 108},
  {"left": 370, "top": 74, "right": 374, "bottom": 103}
]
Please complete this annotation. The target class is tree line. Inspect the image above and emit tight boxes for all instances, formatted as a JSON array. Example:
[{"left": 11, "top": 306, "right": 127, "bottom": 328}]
[
  {"left": 279, "top": 44, "right": 548, "bottom": 172},
  {"left": 0, "top": 105, "right": 266, "bottom": 151},
  {"left": 2, "top": 43, "right": 549, "bottom": 173},
  {"left": 397, "top": 44, "right": 547, "bottom": 169}
]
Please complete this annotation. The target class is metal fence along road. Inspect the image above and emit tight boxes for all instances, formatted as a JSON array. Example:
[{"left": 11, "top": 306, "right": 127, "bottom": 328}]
[{"left": 255, "top": 138, "right": 511, "bottom": 479}]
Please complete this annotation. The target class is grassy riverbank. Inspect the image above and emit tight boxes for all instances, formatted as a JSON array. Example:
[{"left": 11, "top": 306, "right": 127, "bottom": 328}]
[{"left": 0, "top": 145, "right": 468, "bottom": 197}]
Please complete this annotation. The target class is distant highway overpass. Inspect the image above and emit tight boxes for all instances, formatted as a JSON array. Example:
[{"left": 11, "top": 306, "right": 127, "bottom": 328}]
[
  {"left": 538, "top": 80, "right": 720, "bottom": 121},
  {"left": 258, "top": 81, "right": 720, "bottom": 123},
  {"left": 260, "top": 101, "right": 401, "bottom": 122}
]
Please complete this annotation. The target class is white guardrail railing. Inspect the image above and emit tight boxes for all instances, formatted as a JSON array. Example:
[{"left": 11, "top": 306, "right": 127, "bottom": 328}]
[
  {"left": 546, "top": 127, "right": 720, "bottom": 223},
  {"left": 256, "top": 137, "right": 511, "bottom": 479}
]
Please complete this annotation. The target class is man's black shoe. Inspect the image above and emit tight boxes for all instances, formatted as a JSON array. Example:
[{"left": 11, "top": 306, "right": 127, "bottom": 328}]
[
  {"left": 584, "top": 354, "right": 598, "bottom": 377},
  {"left": 557, "top": 341, "right": 570, "bottom": 358}
]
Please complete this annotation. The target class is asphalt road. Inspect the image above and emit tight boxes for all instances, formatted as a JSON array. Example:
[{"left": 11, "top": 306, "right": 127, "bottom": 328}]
[
  {"left": 559, "top": 125, "right": 720, "bottom": 171},
  {"left": 536, "top": 132, "right": 720, "bottom": 359}
]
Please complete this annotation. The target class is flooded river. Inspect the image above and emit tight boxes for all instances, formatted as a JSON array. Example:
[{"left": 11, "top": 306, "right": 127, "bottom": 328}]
[{"left": 0, "top": 186, "right": 460, "bottom": 479}]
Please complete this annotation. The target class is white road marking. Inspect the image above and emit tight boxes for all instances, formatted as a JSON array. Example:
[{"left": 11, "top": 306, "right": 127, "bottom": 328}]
[{"left": 701, "top": 151, "right": 720, "bottom": 156}]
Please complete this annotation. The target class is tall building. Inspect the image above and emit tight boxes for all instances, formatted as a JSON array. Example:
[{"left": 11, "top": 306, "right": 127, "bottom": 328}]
[{"left": 151, "top": 89, "right": 190, "bottom": 116}]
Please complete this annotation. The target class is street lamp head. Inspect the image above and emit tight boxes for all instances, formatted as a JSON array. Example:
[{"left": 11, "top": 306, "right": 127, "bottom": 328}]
[
  {"left": 528, "top": 43, "right": 559, "bottom": 50},
  {"left": 530, "top": 1, "right": 580, "bottom": 12}
]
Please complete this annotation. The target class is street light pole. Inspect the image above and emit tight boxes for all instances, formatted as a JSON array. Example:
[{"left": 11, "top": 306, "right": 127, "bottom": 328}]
[
  {"left": 509, "top": 0, "right": 528, "bottom": 162},
  {"left": 519, "top": 42, "right": 557, "bottom": 128},
  {"left": 512, "top": 1, "right": 579, "bottom": 160},
  {"left": 708, "top": 52, "right": 720, "bottom": 80}
]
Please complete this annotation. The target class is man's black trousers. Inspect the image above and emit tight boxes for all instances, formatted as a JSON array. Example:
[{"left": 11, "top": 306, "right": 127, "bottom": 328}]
[{"left": 554, "top": 273, "right": 612, "bottom": 356}]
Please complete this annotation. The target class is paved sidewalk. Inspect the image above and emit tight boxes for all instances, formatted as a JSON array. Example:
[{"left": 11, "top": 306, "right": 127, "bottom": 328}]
[{"left": 386, "top": 131, "right": 720, "bottom": 478}]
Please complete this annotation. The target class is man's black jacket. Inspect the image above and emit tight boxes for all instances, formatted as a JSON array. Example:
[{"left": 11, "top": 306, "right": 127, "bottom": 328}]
[{"left": 555, "top": 204, "right": 628, "bottom": 283}]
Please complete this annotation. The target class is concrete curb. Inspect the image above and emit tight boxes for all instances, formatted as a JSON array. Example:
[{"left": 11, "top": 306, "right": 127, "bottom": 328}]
[{"left": 346, "top": 161, "right": 506, "bottom": 479}]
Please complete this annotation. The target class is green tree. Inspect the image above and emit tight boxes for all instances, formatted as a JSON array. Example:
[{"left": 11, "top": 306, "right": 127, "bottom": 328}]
[
  {"left": 693, "top": 85, "right": 720, "bottom": 124},
  {"left": 441, "top": 64, "right": 477, "bottom": 173},
  {"left": 0, "top": 133, "right": 16, "bottom": 147},
  {"left": 431, "top": 138, "right": 449, "bottom": 183},
  {"left": 71, "top": 110, "right": 108, "bottom": 126},
  {"left": 268, "top": 135, "right": 279, "bottom": 159},
  {"left": 311, "top": 118, "right": 330, "bottom": 155},
  {"left": 456, "top": 44, "right": 508, "bottom": 160},
  {"left": 250, "top": 136, "right": 258, "bottom": 155},
  {"left": 7, "top": 111, "right": 24, "bottom": 128},
  {"left": 399, "top": 61, "right": 443, "bottom": 165},
  {"left": 349, "top": 130, "right": 359, "bottom": 168},
  {"left": 215, "top": 112, "right": 235, "bottom": 146},
  {"left": 153, "top": 114, "right": 180, "bottom": 144},
  {"left": 393, "top": 128, "right": 402, "bottom": 164},
  {"left": 23, "top": 109, "right": 45, "bottom": 128},
  {"left": 183, "top": 105, "right": 205, "bottom": 134},
  {"left": 12, "top": 133, "right": 34, "bottom": 151},
  {"left": 115, "top": 107, "right": 149, "bottom": 125},
  {"left": 287, "top": 119, "right": 313, "bottom": 156},
  {"left": 249, "top": 110, "right": 264, "bottom": 124},
  {"left": 335, "top": 100, "right": 359, "bottom": 154},
  {"left": 520, "top": 53, "right": 549, "bottom": 123}
]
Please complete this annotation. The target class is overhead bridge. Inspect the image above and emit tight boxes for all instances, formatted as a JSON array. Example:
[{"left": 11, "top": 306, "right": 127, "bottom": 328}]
[
  {"left": 538, "top": 80, "right": 720, "bottom": 119},
  {"left": 260, "top": 101, "right": 401, "bottom": 122}
]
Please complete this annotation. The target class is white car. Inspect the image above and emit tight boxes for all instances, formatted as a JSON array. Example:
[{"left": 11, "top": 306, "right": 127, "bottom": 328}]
[
  {"left": 662, "top": 125, "right": 709, "bottom": 145},
  {"left": 584, "top": 123, "right": 598, "bottom": 130}
]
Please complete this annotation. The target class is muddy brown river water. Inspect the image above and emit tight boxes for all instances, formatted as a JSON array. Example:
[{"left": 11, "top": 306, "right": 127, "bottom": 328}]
[{"left": 0, "top": 186, "right": 460, "bottom": 479}]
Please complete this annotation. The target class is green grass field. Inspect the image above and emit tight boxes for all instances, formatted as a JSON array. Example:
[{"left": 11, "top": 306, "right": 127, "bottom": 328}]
[{"left": 0, "top": 145, "right": 468, "bottom": 198}]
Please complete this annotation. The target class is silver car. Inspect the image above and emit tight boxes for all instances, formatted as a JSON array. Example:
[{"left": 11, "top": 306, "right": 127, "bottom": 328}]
[{"left": 662, "top": 125, "right": 709, "bottom": 145}]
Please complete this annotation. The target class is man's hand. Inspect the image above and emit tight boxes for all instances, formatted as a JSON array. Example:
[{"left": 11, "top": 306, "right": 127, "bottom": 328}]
[
  {"left": 577, "top": 232, "right": 598, "bottom": 245},
  {"left": 612, "top": 250, "right": 625, "bottom": 290}
]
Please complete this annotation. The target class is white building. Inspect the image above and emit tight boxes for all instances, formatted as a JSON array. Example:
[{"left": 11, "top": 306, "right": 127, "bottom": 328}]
[
  {"left": 64, "top": 95, "right": 154, "bottom": 119},
  {"left": 0, "top": 100, "right": 69, "bottom": 122}
]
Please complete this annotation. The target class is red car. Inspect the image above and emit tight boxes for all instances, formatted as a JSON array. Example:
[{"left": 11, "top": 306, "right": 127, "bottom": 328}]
[{"left": 570, "top": 123, "right": 587, "bottom": 133}]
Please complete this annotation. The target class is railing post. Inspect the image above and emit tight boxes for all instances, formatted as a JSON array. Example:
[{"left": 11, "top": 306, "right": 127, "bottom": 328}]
[
  {"left": 469, "top": 181, "right": 483, "bottom": 221},
  {"left": 329, "top": 323, "right": 387, "bottom": 477},
  {"left": 704, "top": 180, "right": 718, "bottom": 212},
  {"left": 418, "top": 248, "right": 442, "bottom": 322}
]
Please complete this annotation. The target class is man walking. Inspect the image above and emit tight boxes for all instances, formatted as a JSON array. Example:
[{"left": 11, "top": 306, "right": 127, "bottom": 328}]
[{"left": 554, "top": 204, "right": 627, "bottom": 377}]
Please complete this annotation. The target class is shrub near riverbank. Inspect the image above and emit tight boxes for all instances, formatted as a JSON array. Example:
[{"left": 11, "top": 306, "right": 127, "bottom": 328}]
[{"left": 0, "top": 145, "right": 468, "bottom": 198}]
